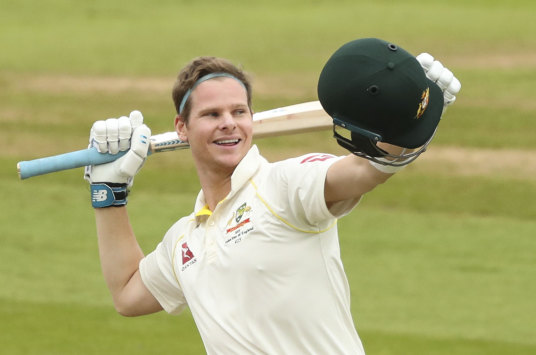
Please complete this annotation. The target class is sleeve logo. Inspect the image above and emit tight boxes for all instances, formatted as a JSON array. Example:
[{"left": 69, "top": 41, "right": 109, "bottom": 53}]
[{"left": 300, "top": 154, "right": 335, "bottom": 164}]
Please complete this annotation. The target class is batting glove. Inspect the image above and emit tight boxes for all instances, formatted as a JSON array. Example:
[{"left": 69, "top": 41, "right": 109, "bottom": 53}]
[
  {"left": 416, "top": 53, "right": 461, "bottom": 111},
  {"left": 84, "top": 110, "right": 151, "bottom": 208}
]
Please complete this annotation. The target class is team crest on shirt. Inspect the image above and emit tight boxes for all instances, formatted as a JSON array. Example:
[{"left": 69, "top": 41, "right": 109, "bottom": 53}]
[
  {"left": 181, "top": 242, "right": 197, "bottom": 271},
  {"left": 225, "top": 202, "right": 254, "bottom": 245}
]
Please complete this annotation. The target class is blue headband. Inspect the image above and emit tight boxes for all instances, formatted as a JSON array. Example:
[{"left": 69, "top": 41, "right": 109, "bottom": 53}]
[{"left": 179, "top": 72, "right": 246, "bottom": 114}]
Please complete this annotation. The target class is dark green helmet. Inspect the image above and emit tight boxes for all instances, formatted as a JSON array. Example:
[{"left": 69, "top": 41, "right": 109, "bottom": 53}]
[{"left": 318, "top": 38, "right": 444, "bottom": 165}]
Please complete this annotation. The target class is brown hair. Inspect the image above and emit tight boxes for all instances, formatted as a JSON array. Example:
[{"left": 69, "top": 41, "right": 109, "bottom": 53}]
[{"left": 172, "top": 57, "right": 253, "bottom": 121}]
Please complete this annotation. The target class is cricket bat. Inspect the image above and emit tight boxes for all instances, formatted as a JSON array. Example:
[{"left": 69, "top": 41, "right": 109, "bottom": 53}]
[{"left": 17, "top": 101, "right": 332, "bottom": 179}]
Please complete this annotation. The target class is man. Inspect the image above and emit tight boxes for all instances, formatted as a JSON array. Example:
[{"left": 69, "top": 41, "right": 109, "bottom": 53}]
[{"left": 84, "top": 38, "right": 460, "bottom": 354}]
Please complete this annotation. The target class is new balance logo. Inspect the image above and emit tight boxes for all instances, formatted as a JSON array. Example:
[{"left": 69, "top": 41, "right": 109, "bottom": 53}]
[{"left": 92, "top": 189, "right": 108, "bottom": 202}]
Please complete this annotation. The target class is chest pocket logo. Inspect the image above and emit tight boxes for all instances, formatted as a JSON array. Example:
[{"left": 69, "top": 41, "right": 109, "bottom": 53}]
[{"left": 225, "top": 202, "right": 254, "bottom": 245}]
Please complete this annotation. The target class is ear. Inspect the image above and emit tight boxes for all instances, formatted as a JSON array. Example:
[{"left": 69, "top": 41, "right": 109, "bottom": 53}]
[{"left": 175, "top": 115, "right": 188, "bottom": 142}]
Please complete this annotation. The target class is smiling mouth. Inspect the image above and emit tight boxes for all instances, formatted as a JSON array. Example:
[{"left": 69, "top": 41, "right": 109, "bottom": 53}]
[{"left": 214, "top": 139, "right": 241, "bottom": 146}]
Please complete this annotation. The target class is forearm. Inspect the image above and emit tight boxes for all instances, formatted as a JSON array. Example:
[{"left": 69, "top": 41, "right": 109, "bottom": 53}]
[
  {"left": 325, "top": 143, "right": 415, "bottom": 205},
  {"left": 95, "top": 207, "right": 145, "bottom": 304}
]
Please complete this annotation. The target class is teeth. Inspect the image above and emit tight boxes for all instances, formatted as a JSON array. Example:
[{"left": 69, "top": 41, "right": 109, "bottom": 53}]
[{"left": 216, "top": 139, "right": 239, "bottom": 145}]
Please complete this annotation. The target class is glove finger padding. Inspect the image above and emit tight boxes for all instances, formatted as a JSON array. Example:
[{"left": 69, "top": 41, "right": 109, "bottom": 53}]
[
  {"left": 106, "top": 118, "right": 120, "bottom": 154},
  {"left": 446, "top": 77, "right": 461, "bottom": 97},
  {"left": 117, "top": 116, "right": 132, "bottom": 151},
  {"left": 426, "top": 60, "right": 444, "bottom": 82},
  {"left": 89, "top": 112, "right": 142, "bottom": 154},
  {"left": 90, "top": 120, "right": 108, "bottom": 152},
  {"left": 85, "top": 111, "right": 150, "bottom": 185},
  {"left": 416, "top": 53, "right": 434, "bottom": 71},
  {"left": 436, "top": 68, "right": 454, "bottom": 91},
  {"left": 129, "top": 110, "right": 144, "bottom": 130},
  {"left": 118, "top": 124, "right": 151, "bottom": 178},
  {"left": 416, "top": 52, "right": 461, "bottom": 111}
]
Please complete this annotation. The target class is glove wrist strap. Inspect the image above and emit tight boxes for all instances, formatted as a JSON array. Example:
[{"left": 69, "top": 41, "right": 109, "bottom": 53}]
[
  {"left": 368, "top": 159, "right": 407, "bottom": 174},
  {"left": 90, "top": 183, "right": 128, "bottom": 208}
]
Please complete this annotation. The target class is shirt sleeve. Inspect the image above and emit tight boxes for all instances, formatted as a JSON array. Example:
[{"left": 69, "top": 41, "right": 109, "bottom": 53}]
[
  {"left": 139, "top": 223, "right": 187, "bottom": 315},
  {"left": 271, "top": 153, "right": 361, "bottom": 227}
]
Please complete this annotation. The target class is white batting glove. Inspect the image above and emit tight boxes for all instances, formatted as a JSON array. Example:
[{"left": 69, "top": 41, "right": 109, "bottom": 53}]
[
  {"left": 416, "top": 53, "right": 461, "bottom": 111},
  {"left": 84, "top": 111, "right": 151, "bottom": 208}
]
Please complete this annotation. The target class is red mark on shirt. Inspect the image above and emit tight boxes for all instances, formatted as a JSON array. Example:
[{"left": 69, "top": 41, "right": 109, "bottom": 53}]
[
  {"left": 181, "top": 242, "right": 195, "bottom": 264},
  {"left": 300, "top": 154, "right": 335, "bottom": 164}
]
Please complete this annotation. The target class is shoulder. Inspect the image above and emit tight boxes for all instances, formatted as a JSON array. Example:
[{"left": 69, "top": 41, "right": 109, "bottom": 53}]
[
  {"left": 269, "top": 152, "right": 341, "bottom": 177},
  {"left": 161, "top": 213, "right": 196, "bottom": 247},
  {"left": 253, "top": 152, "right": 342, "bottom": 186},
  {"left": 256, "top": 152, "right": 344, "bottom": 226},
  {"left": 169, "top": 211, "right": 195, "bottom": 230},
  {"left": 276, "top": 152, "right": 339, "bottom": 167},
  {"left": 296, "top": 153, "right": 339, "bottom": 164}
]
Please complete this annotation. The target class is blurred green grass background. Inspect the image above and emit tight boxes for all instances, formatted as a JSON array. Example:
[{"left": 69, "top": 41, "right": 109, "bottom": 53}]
[{"left": 1, "top": 0, "right": 535, "bottom": 354}]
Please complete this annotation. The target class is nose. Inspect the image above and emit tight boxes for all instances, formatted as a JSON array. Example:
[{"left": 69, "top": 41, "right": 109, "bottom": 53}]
[{"left": 219, "top": 111, "right": 237, "bottom": 131}]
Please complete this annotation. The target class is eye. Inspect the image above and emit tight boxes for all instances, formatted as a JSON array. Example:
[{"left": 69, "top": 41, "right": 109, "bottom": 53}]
[
  {"left": 234, "top": 107, "right": 250, "bottom": 116},
  {"left": 204, "top": 111, "right": 219, "bottom": 118}
]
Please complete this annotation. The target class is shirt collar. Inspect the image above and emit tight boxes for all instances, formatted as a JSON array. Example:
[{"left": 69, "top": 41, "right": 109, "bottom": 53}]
[
  {"left": 193, "top": 145, "right": 264, "bottom": 223},
  {"left": 230, "top": 144, "right": 263, "bottom": 194}
]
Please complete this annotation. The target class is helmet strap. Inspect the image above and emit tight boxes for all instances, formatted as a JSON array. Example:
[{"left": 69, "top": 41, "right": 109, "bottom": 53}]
[
  {"left": 333, "top": 125, "right": 387, "bottom": 157},
  {"left": 333, "top": 125, "right": 436, "bottom": 167}
]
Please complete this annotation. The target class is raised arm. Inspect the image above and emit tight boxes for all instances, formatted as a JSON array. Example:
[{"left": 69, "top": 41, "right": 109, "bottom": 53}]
[
  {"left": 324, "top": 144, "right": 408, "bottom": 207},
  {"left": 94, "top": 207, "right": 162, "bottom": 316},
  {"left": 85, "top": 111, "right": 162, "bottom": 316}
]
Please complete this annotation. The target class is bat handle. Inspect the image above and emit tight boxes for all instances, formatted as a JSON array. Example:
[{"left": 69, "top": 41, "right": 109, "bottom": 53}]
[{"left": 17, "top": 147, "right": 129, "bottom": 180}]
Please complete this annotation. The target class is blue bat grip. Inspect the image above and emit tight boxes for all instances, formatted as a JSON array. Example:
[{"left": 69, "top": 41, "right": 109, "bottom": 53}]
[{"left": 18, "top": 147, "right": 128, "bottom": 179}]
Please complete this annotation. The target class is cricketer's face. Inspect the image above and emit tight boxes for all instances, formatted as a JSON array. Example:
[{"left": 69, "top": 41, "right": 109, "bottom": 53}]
[{"left": 175, "top": 77, "right": 253, "bottom": 176}]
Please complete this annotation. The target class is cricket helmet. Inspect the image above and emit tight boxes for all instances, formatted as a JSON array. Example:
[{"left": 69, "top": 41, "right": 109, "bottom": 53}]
[{"left": 317, "top": 38, "right": 444, "bottom": 165}]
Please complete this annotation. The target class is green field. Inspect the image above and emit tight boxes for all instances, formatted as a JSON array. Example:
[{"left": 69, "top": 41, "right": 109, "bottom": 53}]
[{"left": 1, "top": 0, "right": 535, "bottom": 354}]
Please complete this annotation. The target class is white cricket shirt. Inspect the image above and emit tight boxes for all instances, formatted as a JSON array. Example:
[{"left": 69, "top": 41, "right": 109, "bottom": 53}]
[{"left": 140, "top": 145, "right": 365, "bottom": 354}]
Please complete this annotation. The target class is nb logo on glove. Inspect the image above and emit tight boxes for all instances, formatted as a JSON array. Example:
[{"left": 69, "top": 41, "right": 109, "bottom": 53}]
[
  {"left": 92, "top": 189, "right": 108, "bottom": 202},
  {"left": 90, "top": 183, "right": 127, "bottom": 208}
]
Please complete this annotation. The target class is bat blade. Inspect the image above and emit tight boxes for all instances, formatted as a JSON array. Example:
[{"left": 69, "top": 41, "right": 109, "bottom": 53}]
[
  {"left": 252, "top": 100, "right": 332, "bottom": 138},
  {"left": 17, "top": 101, "right": 332, "bottom": 179}
]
